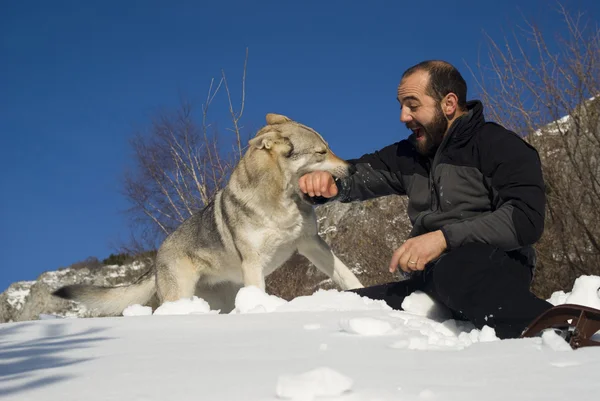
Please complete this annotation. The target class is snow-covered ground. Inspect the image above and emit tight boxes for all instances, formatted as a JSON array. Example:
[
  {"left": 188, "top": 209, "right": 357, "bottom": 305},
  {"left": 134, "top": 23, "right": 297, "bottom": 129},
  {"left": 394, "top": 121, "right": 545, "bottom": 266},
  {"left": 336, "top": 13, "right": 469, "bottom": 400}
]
[{"left": 1, "top": 276, "right": 599, "bottom": 401}]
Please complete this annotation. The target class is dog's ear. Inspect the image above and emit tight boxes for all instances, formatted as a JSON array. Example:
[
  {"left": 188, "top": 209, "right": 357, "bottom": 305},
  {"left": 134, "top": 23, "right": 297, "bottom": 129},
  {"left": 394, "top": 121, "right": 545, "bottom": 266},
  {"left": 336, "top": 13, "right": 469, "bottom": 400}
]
[
  {"left": 249, "top": 131, "right": 293, "bottom": 156},
  {"left": 266, "top": 113, "right": 292, "bottom": 125},
  {"left": 249, "top": 130, "right": 281, "bottom": 150}
]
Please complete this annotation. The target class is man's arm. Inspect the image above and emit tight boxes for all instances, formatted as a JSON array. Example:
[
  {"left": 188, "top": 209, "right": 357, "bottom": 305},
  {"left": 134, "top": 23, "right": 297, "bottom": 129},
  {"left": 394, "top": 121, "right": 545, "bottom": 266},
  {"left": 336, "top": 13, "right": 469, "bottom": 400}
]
[
  {"left": 322, "top": 140, "right": 414, "bottom": 203},
  {"left": 440, "top": 126, "right": 546, "bottom": 251}
]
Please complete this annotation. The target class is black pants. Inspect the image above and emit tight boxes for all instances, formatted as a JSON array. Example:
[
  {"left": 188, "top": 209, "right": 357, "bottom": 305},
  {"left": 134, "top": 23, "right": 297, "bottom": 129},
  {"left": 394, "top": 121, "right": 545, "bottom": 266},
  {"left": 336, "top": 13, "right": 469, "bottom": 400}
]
[{"left": 348, "top": 243, "right": 553, "bottom": 339}]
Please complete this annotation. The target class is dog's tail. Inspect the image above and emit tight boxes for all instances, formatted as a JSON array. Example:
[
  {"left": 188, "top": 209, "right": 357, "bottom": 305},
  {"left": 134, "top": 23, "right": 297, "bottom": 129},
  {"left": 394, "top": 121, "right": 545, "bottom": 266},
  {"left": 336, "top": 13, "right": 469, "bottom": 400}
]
[{"left": 52, "top": 269, "right": 156, "bottom": 316}]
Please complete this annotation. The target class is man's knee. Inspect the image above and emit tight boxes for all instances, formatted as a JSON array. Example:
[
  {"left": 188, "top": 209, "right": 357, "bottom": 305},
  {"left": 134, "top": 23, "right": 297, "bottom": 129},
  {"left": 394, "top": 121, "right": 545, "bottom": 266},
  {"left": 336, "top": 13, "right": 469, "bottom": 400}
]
[
  {"left": 430, "top": 243, "right": 502, "bottom": 306},
  {"left": 441, "top": 243, "right": 499, "bottom": 264},
  {"left": 432, "top": 243, "right": 498, "bottom": 281},
  {"left": 431, "top": 242, "right": 532, "bottom": 307}
]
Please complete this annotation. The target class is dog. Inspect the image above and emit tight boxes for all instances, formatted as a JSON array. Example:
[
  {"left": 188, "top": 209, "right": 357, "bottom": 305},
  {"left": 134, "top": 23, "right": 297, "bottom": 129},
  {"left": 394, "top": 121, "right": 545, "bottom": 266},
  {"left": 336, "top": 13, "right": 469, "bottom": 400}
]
[{"left": 53, "top": 113, "right": 364, "bottom": 315}]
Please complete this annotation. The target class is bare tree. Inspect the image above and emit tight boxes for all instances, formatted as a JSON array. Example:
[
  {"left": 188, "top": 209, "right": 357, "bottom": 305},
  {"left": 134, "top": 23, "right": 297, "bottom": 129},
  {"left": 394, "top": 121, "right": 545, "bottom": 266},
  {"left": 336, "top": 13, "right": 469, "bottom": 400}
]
[
  {"left": 467, "top": 4, "right": 600, "bottom": 297},
  {"left": 120, "top": 50, "right": 251, "bottom": 253}
]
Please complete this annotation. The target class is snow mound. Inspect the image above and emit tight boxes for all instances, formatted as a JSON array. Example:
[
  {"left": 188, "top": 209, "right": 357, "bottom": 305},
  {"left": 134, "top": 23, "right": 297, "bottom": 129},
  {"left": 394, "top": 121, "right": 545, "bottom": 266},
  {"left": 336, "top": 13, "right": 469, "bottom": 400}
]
[
  {"left": 231, "top": 286, "right": 392, "bottom": 314},
  {"left": 542, "top": 330, "right": 573, "bottom": 352},
  {"left": 278, "top": 289, "right": 392, "bottom": 313},
  {"left": 548, "top": 275, "right": 600, "bottom": 309},
  {"left": 478, "top": 325, "right": 501, "bottom": 342},
  {"left": 388, "top": 312, "right": 496, "bottom": 351},
  {"left": 153, "top": 296, "right": 216, "bottom": 315},
  {"left": 275, "top": 366, "right": 353, "bottom": 400},
  {"left": 233, "top": 285, "right": 288, "bottom": 313},
  {"left": 401, "top": 290, "right": 452, "bottom": 321},
  {"left": 547, "top": 290, "right": 569, "bottom": 306},
  {"left": 564, "top": 275, "right": 600, "bottom": 309},
  {"left": 339, "top": 316, "right": 394, "bottom": 336},
  {"left": 123, "top": 304, "right": 153, "bottom": 316}
]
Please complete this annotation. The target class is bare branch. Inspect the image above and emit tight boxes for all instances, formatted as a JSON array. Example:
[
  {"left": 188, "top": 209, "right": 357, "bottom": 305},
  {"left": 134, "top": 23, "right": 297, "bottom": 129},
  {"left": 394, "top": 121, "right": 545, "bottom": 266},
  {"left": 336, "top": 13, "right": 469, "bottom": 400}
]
[
  {"left": 120, "top": 53, "right": 250, "bottom": 249},
  {"left": 466, "top": 3, "right": 600, "bottom": 298}
]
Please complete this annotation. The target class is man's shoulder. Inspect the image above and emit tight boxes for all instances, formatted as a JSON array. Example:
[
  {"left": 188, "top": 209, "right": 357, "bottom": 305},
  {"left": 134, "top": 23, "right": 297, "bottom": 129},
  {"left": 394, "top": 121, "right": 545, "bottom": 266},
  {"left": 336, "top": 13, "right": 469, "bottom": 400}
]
[
  {"left": 474, "top": 121, "right": 542, "bottom": 172},
  {"left": 476, "top": 121, "right": 539, "bottom": 152},
  {"left": 477, "top": 121, "right": 519, "bottom": 139}
]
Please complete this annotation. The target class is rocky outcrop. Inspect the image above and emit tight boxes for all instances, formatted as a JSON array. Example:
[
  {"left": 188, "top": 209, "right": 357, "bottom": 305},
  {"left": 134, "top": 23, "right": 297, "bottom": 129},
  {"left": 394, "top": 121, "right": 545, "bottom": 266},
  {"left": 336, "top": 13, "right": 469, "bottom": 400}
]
[
  {"left": 0, "top": 196, "right": 411, "bottom": 323},
  {"left": 1, "top": 261, "right": 151, "bottom": 323}
]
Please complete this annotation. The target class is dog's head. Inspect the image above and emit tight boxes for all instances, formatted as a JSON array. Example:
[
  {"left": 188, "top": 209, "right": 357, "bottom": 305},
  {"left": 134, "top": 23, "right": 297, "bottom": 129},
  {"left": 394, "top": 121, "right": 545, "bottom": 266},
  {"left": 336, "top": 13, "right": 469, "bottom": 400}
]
[{"left": 248, "top": 113, "right": 350, "bottom": 179}]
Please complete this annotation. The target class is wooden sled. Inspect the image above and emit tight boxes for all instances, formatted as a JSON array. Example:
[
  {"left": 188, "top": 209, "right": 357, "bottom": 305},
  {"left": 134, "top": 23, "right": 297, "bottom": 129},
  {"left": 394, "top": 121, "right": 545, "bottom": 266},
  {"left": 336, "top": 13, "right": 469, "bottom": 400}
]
[{"left": 521, "top": 304, "right": 600, "bottom": 349}]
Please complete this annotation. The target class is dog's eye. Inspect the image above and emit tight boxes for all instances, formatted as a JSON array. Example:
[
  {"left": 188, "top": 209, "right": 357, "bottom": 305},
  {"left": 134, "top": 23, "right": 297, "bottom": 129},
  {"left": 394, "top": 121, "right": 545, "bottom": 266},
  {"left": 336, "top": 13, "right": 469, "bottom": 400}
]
[{"left": 316, "top": 150, "right": 327, "bottom": 155}]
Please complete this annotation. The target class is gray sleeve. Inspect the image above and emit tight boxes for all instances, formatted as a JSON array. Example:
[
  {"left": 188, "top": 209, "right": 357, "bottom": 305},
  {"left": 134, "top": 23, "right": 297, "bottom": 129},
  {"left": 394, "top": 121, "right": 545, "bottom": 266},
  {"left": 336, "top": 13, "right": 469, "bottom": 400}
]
[
  {"left": 335, "top": 161, "right": 406, "bottom": 203},
  {"left": 440, "top": 205, "right": 521, "bottom": 250}
]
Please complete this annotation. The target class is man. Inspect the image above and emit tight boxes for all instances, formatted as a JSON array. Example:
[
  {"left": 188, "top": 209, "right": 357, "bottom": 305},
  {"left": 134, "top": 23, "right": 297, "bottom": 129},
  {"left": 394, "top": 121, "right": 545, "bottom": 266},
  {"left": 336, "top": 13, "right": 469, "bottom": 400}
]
[{"left": 299, "top": 60, "right": 554, "bottom": 339}]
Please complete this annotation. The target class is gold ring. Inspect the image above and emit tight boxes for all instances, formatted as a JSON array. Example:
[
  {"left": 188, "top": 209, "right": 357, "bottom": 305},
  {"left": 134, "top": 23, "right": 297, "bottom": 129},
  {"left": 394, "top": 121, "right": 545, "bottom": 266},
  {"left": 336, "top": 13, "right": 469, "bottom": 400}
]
[{"left": 408, "top": 260, "right": 417, "bottom": 264}]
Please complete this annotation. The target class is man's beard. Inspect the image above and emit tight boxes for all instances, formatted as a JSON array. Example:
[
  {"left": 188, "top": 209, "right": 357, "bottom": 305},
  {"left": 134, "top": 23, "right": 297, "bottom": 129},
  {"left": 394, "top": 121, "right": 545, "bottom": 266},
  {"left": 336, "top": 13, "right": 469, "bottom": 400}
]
[{"left": 412, "top": 107, "right": 448, "bottom": 157}]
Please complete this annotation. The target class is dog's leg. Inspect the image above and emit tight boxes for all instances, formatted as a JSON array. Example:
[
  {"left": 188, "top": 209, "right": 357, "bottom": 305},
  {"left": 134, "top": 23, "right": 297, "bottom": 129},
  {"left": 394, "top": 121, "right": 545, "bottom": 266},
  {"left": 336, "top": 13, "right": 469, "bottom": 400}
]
[
  {"left": 297, "top": 235, "right": 364, "bottom": 290},
  {"left": 240, "top": 260, "right": 266, "bottom": 291},
  {"left": 156, "top": 257, "right": 202, "bottom": 303},
  {"left": 195, "top": 281, "right": 242, "bottom": 313}
]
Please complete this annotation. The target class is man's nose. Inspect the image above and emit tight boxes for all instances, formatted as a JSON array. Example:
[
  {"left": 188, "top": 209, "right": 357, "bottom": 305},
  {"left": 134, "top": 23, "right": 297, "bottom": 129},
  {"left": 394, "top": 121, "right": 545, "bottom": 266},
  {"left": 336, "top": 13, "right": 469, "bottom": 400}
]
[{"left": 400, "top": 108, "right": 412, "bottom": 123}]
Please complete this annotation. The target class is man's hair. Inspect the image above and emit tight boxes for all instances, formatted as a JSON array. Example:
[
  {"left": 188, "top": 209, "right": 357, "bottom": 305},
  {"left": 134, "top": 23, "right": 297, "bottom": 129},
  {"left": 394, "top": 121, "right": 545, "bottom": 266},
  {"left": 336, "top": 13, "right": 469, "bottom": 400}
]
[{"left": 401, "top": 60, "right": 468, "bottom": 109}]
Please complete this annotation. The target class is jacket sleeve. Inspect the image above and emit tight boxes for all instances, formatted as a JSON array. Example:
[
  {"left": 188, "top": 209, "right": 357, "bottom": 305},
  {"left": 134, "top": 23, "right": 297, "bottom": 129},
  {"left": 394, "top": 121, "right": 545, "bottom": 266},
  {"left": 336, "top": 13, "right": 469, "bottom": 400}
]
[
  {"left": 440, "top": 126, "right": 546, "bottom": 251},
  {"left": 328, "top": 141, "right": 412, "bottom": 203}
]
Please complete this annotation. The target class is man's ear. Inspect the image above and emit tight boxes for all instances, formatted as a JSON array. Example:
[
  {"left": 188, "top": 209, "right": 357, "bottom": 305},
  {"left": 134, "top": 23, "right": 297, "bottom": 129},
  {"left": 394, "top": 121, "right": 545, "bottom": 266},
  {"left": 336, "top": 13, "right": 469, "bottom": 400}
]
[
  {"left": 442, "top": 93, "right": 459, "bottom": 116},
  {"left": 266, "top": 113, "right": 292, "bottom": 125}
]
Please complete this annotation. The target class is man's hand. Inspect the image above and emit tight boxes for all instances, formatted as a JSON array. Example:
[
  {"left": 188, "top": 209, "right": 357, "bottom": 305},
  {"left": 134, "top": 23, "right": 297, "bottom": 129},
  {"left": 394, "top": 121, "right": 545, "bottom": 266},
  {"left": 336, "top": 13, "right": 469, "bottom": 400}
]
[
  {"left": 298, "top": 171, "right": 338, "bottom": 198},
  {"left": 389, "top": 230, "right": 447, "bottom": 273}
]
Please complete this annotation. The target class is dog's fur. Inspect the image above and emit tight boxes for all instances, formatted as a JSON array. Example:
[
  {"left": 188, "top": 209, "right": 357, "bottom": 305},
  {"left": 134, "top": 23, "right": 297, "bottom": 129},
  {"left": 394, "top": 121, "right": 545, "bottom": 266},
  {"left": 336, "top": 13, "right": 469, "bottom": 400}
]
[{"left": 53, "top": 113, "right": 363, "bottom": 315}]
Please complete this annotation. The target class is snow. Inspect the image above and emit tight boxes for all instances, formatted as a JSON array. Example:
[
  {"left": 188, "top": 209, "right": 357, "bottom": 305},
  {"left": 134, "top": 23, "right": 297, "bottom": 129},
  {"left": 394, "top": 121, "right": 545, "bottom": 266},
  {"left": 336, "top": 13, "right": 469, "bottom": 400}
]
[
  {"left": 122, "top": 304, "right": 153, "bottom": 316},
  {"left": 153, "top": 296, "right": 216, "bottom": 316},
  {"left": 39, "top": 269, "right": 72, "bottom": 286},
  {"left": 548, "top": 290, "right": 570, "bottom": 306},
  {"left": 1, "top": 276, "right": 599, "bottom": 400},
  {"left": 541, "top": 330, "right": 573, "bottom": 352},
  {"left": 275, "top": 366, "right": 353, "bottom": 400},
  {"left": 5, "top": 281, "right": 35, "bottom": 310},
  {"left": 233, "top": 285, "right": 288, "bottom": 313},
  {"left": 534, "top": 113, "right": 572, "bottom": 136},
  {"left": 547, "top": 275, "right": 600, "bottom": 310},
  {"left": 339, "top": 316, "right": 394, "bottom": 336},
  {"left": 274, "top": 288, "right": 392, "bottom": 313},
  {"left": 401, "top": 289, "right": 453, "bottom": 321},
  {"left": 561, "top": 275, "right": 600, "bottom": 309},
  {"left": 104, "top": 261, "right": 146, "bottom": 279}
]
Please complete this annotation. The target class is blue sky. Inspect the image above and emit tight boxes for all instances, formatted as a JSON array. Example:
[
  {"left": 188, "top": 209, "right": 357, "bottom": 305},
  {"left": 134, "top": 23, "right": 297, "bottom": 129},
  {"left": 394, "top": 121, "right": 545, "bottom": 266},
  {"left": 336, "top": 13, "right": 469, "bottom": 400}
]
[{"left": 1, "top": 0, "right": 599, "bottom": 291}]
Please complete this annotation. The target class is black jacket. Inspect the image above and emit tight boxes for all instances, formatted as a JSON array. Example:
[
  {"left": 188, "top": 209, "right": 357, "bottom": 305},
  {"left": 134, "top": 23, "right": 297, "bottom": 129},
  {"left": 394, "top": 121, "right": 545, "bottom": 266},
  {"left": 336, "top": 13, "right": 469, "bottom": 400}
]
[{"left": 330, "top": 100, "right": 546, "bottom": 267}]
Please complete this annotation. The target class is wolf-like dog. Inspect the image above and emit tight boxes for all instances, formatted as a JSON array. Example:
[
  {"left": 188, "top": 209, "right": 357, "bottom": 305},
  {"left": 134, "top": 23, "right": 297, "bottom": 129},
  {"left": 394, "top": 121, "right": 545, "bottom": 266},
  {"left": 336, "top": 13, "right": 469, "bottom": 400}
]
[{"left": 53, "top": 113, "right": 363, "bottom": 315}]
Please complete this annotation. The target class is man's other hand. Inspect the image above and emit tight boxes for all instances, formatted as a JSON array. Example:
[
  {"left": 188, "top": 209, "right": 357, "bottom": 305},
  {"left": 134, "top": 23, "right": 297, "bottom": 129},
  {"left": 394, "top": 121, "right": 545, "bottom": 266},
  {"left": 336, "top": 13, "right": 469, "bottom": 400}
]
[{"left": 389, "top": 230, "right": 448, "bottom": 273}]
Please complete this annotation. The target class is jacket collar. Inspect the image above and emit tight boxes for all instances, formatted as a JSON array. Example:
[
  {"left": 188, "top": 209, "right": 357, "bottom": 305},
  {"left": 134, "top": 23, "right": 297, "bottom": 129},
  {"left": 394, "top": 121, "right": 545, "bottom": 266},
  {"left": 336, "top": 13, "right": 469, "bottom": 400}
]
[
  {"left": 423, "top": 100, "right": 486, "bottom": 166},
  {"left": 445, "top": 99, "right": 485, "bottom": 144},
  {"left": 407, "top": 100, "right": 486, "bottom": 151}
]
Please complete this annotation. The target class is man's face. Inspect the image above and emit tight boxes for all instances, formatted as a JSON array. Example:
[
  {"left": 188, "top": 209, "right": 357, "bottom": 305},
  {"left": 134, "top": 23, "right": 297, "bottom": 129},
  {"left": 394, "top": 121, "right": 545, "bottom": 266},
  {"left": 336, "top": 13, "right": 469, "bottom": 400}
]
[{"left": 397, "top": 70, "right": 448, "bottom": 156}]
